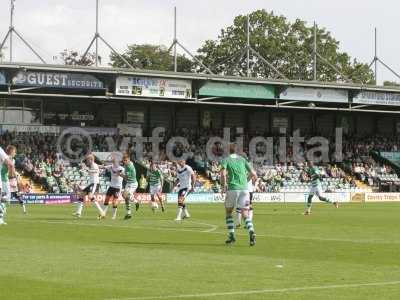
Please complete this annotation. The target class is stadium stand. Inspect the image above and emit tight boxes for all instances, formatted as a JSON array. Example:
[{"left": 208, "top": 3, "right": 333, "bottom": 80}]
[{"left": 4, "top": 130, "right": 399, "bottom": 194}]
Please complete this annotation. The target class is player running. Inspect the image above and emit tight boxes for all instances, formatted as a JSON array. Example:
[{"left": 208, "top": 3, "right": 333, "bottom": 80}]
[
  {"left": 304, "top": 161, "right": 339, "bottom": 215},
  {"left": 120, "top": 154, "right": 139, "bottom": 220},
  {"left": 73, "top": 154, "right": 104, "bottom": 218},
  {"left": 220, "top": 144, "right": 257, "bottom": 246},
  {"left": 174, "top": 159, "right": 196, "bottom": 221},
  {"left": 148, "top": 161, "right": 165, "bottom": 212},
  {"left": 102, "top": 155, "right": 124, "bottom": 220},
  {"left": 0, "top": 145, "right": 16, "bottom": 225}
]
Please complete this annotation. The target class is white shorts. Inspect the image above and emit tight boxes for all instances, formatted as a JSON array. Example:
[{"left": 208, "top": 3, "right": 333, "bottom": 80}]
[
  {"left": 124, "top": 182, "right": 138, "bottom": 196},
  {"left": 150, "top": 184, "right": 162, "bottom": 196},
  {"left": 225, "top": 190, "right": 250, "bottom": 209},
  {"left": 2, "top": 181, "right": 10, "bottom": 201},
  {"left": 309, "top": 185, "right": 323, "bottom": 197}
]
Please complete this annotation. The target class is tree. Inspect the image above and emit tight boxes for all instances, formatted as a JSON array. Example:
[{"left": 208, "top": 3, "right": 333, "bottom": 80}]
[
  {"left": 196, "top": 10, "right": 374, "bottom": 83},
  {"left": 60, "top": 49, "right": 100, "bottom": 66},
  {"left": 110, "top": 44, "right": 193, "bottom": 72}
]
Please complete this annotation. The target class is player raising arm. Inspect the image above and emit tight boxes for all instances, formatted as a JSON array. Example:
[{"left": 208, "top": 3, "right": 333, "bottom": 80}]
[
  {"left": 174, "top": 159, "right": 196, "bottom": 221},
  {"left": 220, "top": 144, "right": 257, "bottom": 246}
]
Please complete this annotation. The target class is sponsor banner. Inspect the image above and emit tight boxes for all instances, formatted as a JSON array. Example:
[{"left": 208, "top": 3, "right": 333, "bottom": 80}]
[
  {"left": 2, "top": 125, "right": 60, "bottom": 134},
  {"left": 252, "top": 193, "right": 284, "bottom": 203},
  {"left": 284, "top": 192, "right": 308, "bottom": 203},
  {"left": 380, "top": 152, "right": 400, "bottom": 162},
  {"left": 21, "top": 193, "right": 74, "bottom": 205},
  {"left": 280, "top": 87, "right": 348, "bottom": 103},
  {"left": 0, "top": 71, "right": 5, "bottom": 85},
  {"left": 83, "top": 193, "right": 166, "bottom": 204},
  {"left": 117, "top": 124, "right": 143, "bottom": 136},
  {"left": 12, "top": 71, "right": 104, "bottom": 89},
  {"left": 353, "top": 91, "right": 400, "bottom": 106},
  {"left": 199, "top": 82, "right": 275, "bottom": 99},
  {"left": 284, "top": 192, "right": 350, "bottom": 203},
  {"left": 364, "top": 193, "right": 400, "bottom": 202},
  {"left": 166, "top": 193, "right": 224, "bottom": 204},
  {"left": 60, "top": 127, "right": 118, "bottom": 136},
  {"left": 272, "top": 117, "right": 288, "bottom": 129},
  {"left": 116, "top": 76, "right": 192, "bottom": 99},
  {"left": 350, "top": 193, "right": 365, "bottom": 203}
]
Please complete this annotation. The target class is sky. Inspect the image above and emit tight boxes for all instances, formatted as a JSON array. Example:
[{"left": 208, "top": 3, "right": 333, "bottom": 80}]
[{"left": 0, "top": 0, "right": 399, "bottom": 84}]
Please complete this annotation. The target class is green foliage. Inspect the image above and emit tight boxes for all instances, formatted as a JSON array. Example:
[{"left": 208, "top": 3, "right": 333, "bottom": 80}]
[
  {"left": 60, "top": 49, "right": 99, "bottom": 66},
  {"left": 110, "top": 44, "right": 193, "bottom": 72},
  {"left": 196, "top": 10, "right": 374, "bottom": 83}
]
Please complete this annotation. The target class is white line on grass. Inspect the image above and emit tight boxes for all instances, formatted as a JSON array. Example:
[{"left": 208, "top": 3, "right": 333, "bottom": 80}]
[
  {"left": 107, "top": 280, "right": 400, "bottom": 300},
  {"left": 36, "top": 220, "right": 219, "bottom": 235},
  {"left": 30, "top": 220, "right": 400, "bottom": 244}
]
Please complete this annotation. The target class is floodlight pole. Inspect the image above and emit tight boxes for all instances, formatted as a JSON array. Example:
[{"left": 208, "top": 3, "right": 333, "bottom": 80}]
[
  {"left": 374, "top": 27, "right": 377, "bottom": 83},
  {"left": 168, "top": 7, "right": 215, "bottom": 75},
  {"left": 246, "top": 15, "right": 250, "bottom": 77},
  {"left": 173, "top": 7, "right": 177, "bottom": 72},
  {"left": 9, "top": 0, "right": 14, "bottom": 62},
  {"left": 81, "top": 0, "right": 134, "bottom": 68},
  {"left": 0, "top": 0, "right": 46, "bottom": 63},
  {"left": 95, "top": 0, "right": 99, "bottom": 67},
  {"left": 313, "top": 22, "right": 317, "bottom": 81},
  {"left": 366, "top": 27, "right": 400, "bottom": 84}
]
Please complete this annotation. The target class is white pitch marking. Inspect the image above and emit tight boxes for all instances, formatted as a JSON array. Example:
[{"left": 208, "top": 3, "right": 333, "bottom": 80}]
[
  {"left": 36, "top": 220, "right": 218, "bottom": 235},
  {"left": 108, "top": 280, "right": 400, "bottom": 300},
  {"left": 21, "top": 220, "right": 399, "bottom": 244}
]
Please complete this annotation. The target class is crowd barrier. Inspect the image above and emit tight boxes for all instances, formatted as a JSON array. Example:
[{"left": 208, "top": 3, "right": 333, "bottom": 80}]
[{"left": 15, "top": 192, "right": 400, "bottom": 205}]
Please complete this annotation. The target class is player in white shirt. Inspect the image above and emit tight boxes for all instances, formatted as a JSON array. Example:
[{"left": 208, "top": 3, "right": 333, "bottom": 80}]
[
  {"left": 0, "top": 146, "right": 16, "bottom": 225},
  {"left": 73, "top": 154, "right": 104, "bottom": 218},
  {"left": 174, "top": 160, "right": 196, "bottom": 221},
  {"left": 102, "top": 155, "right": 124, "bottom": 220}
]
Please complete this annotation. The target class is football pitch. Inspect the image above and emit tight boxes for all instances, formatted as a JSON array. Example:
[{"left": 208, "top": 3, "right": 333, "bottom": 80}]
[{"left": 1, "top": 203, "right": 400, "bottom": 300}]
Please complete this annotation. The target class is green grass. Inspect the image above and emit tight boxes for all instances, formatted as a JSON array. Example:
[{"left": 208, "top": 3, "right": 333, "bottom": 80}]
[{"left": 1, "top": 202, "right": 400, "bottom": 300}]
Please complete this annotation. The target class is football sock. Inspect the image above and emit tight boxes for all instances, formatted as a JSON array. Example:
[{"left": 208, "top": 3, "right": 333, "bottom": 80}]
[
  {"left": 307, "top": 195, "right": 313, "bottom": 208},
  {"left": 248, "top": 208, "right": 253, "bottom": 220},
  {"left": 244, "top": 217, "right": 255, "bottom": 234},
  {"left": 103, "top": 204, "right": 109, "bottom": 215},
  {"left": 93, "top": 201, "right": 104, "bottom": 215},
  {"left": 20, "top": 202, "right": 26, "bottom": 214},
  {"left": 76, "top": 201, "right": 84, "bottom": 215},
  {"left": 236, "top": 208, "right": 242, "bottom": 226},
  {"left": 183, "top": 207, "right": 190, "bottom": 218},
  {"left": 112, "top": 206, "right": 118, "bottom": 219},
  {"left": 176, "top": 207, "right": 183, "bottom": 220},
  {"left": 125, "top": 198, "right": 131, "bottom": 215},
  {"left": 319, "top": 196, "right": 331, "bottom": 203},
  {"left": 226, "top": 216, "right": 235, "bottom": 238}
]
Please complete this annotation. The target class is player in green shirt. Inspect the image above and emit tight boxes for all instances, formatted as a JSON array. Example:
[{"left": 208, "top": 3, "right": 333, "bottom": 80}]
[
  {"left": 120, "top": 154, "right": 139, "bottom": 220},
  {"left": 148, "top": 161, "right": 165, "bottom": 212},
  {"left": 220, "top": 144, "right": 257, "bottom": 246},
  {"left": 304, "top": 161, "right": 339, "bottom": 215}
]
